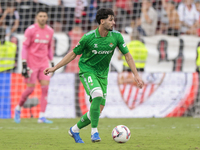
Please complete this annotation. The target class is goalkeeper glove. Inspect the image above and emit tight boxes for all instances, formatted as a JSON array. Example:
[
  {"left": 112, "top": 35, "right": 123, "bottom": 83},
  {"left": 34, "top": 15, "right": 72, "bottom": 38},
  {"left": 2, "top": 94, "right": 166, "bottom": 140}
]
[
  {"left": 50, "top": 61, "right": 55, "bottom": 77},
  {"left": 51, "top": 62, "right": 54, "bottom": 67},
  {"left": 21, "top": 61, "right": 29, "bottom": 78}
]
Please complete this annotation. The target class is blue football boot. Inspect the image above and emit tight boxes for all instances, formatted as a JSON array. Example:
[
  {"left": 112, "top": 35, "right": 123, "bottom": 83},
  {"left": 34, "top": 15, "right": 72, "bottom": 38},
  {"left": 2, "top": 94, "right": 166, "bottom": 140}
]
[
  {"left": 14, "top": 109, "right": 21, "bottom": 123},
  {"left": 91, "top": 132, "right": 101, "bottom": 142},
  {"left": 38, "top": 117, "right": 53, "bottom": 124},
  {"left": 68, "top": 127, "right": 84, "bottom": 143}
]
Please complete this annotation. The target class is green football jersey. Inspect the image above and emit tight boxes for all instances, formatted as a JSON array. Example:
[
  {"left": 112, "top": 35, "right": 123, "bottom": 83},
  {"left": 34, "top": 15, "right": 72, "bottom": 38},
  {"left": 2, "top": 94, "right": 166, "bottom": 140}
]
[{"left": 73, "top": 27, "right": 129, "bottom": 78}]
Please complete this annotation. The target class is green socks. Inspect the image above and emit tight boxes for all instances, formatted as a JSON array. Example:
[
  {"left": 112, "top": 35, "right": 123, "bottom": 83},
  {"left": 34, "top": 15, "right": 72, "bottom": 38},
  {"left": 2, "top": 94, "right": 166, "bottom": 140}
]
[
  {"left": 77, "top": 111, "right": 91, "bottom": 129},
  {"left": 76, "top": 96, "right": 103, "bottom": 130},
  {"left": 90, "top": 97, "right": 103, "bottom": 128}
]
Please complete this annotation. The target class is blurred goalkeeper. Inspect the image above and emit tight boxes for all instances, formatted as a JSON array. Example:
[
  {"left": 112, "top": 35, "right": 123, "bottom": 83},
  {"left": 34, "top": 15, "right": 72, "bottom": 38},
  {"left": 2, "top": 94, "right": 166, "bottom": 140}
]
[
  {"left": 44, "top": 8, "right": 144, "bottom": 143},
  {"left": 14, "top": 9, "right": 54, "bottom": 124}
]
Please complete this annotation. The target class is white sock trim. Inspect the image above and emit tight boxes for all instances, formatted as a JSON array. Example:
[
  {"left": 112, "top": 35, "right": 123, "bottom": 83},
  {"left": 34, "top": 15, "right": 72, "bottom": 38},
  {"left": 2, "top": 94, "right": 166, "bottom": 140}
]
[
  {"left": 87, "top": 110, "right": 90, "bottom": 120},
  {"left": 39, "top": 112, "right": 45, "bottom": 118},
  {"left": 72, "top": 124, "right": 80, "bottom": 133},
  {"left": 91, "top": 90, "right": 103, "bottom": 99},
  {"left": 15, "top": 105, "right": 21, "bottom": 111},
  {"left": 91, "top": 128, "right": 98, "bottom": 135}
]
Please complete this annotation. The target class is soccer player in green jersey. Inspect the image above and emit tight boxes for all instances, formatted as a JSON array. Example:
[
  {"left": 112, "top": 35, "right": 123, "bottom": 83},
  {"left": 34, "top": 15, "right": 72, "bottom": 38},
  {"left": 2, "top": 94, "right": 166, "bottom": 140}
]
[{"left": 44, "top": 8, "right": 144, "bottom": 143}]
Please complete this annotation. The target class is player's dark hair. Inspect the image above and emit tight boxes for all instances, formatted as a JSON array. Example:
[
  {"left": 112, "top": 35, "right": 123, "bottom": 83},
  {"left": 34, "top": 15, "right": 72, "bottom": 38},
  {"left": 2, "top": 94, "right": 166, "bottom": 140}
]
[
  {"left": 36, "top": 9, "right": 48, "bottom": 15},
  {"left": 96, "top": 8, "right": 114, "bottom": 25}
]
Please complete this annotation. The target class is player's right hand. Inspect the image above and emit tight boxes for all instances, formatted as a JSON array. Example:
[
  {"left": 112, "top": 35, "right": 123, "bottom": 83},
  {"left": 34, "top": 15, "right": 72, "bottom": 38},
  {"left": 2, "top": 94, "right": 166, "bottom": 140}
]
[
  {"left": 44, "top": 67, "right": 56, "bottom": 76},
  {"left": 21, "top": 62, "right": 29, "bottom": 78}
]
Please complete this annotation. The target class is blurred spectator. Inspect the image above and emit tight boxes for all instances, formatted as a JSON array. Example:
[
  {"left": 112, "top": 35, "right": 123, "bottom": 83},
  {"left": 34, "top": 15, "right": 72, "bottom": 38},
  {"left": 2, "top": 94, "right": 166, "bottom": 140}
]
[
  {"left": 118, "top": 28, "right": 148, "bottom": 72},
  {"left": 0, "top": 26, "right": 17, "bottom": 72},
  {"left": 132, "top": 0, "right": 142, "bottom": 21},
  {"left": 0, "top": 1, "right": 6, "bottom": 14},
  {"left": 88, "top": 0, "right": 98, "bottom": 25},
  {"left": 135, "top": 0, "right": 158, "bottom": 36},
  {"left": 173, "top": 0, "right": 182, "bottom": 3},
  {"left": 118, "top": 29, "right": 148, "bottom": 84},
  {"left": 97, "top": 0, "right": 113, "bottom": 9},
  {"left": 195, "top": 0, "right": 200, "bottom": 11},
  {"left": 0, "top": 4, "right": 2, "bottom": 14},
  {"left": 88, "top": 0, "right": 114, "bottom": 27},
  {"left": 160, "top": 0, "right": 180, "bottom": 36},
  {"left": 113, "top": 0, "right": 133, "bottom": 33},
  {"left": 75, "top": 0, "right": 84, "bottom": 23},
  {"left": 65, "top": 22, "right": 85, "bottom": 73},
  {"left": 0, "top": 26, "right": 6, "bottom": 44},
  {"left": 15, "top": 0, "right": 36, "bottom": 33},
  {"left": 178, "top": 0, "right": 199, "bottom": 35},
  {"left": 0, "top": 1, "right": 19, "bottom": 39},
  {"left": 0, "top": 0, "right": 11, "bottom": 12},
  {"left": 34, "top": 0, "right": 62, "bottom": 32},
  {"left": 62, "top": 0, "right": 88, "bottom": 32},
  {"left": 195, "top": 0, "right": 200, "bottom": 36}
]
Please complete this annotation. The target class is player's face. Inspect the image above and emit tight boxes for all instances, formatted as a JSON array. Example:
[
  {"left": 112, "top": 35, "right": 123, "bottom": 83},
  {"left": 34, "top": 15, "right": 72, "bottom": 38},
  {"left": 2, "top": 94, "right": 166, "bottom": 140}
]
[
  {"left": 103, "top": 15, "right": 115, "bottom": 31},
  {"left": 37, "top": 12, "right": 48, "bottom": 26}
]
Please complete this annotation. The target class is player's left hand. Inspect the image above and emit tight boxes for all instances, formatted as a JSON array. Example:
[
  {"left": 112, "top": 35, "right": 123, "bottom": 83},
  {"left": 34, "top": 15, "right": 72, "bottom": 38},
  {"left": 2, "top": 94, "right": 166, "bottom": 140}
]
[
  {"left": 44, "top": 67, "right": 56, "bottom": 76},
  {"left": 134, "top": 76, "right": 144, "bottom": 89},
  {"left": 50, "top": 62, "right": 55, "bottom": 77}
]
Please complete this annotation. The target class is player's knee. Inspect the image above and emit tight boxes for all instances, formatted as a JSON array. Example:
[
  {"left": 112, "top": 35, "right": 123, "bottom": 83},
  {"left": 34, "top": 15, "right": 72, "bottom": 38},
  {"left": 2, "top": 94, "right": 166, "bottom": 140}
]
[
  {"left": 100, "top": 105, "right": 104, "bottom": 113},
  {"left": 26, "top": 87, "right": 35, "bottom": 95},
  {"left": 91, "top": 89, "right": 103, "bottom": 99},
  {"left": 41, "top": 85, "right": 48, "bottom": 93}
]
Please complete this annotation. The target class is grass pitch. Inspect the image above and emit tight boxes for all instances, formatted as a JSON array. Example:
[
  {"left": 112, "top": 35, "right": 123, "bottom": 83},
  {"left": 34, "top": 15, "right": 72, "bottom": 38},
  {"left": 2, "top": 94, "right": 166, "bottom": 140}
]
[{"left": 0, "top": 118, "right": 200, "bottom": 150}]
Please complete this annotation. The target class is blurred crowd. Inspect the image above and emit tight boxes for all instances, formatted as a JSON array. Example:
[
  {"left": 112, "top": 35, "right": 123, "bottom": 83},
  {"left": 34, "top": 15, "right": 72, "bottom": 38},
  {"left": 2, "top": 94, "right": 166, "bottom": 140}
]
[{"left": 0, "top": 0, "right": 200, "bottom": 37}]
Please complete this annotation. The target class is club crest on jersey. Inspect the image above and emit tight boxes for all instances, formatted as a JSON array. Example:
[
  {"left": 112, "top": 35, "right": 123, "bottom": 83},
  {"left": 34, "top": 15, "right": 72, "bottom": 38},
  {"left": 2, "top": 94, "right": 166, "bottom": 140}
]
[
  {"left": 109, "top": 43, "right": 114, "bottom": 47},
  {"left": 123, "top": 43, "right": 126, "bottom": 47},
  {"left": 94, "top": 44, "right": 98, "bottom": 48}
]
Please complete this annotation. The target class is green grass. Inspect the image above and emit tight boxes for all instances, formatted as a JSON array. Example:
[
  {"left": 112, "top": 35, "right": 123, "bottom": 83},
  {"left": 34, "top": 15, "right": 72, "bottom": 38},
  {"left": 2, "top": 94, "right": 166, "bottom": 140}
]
[{"left": 0, "top": 118, "right": 200, "bottom": 150}]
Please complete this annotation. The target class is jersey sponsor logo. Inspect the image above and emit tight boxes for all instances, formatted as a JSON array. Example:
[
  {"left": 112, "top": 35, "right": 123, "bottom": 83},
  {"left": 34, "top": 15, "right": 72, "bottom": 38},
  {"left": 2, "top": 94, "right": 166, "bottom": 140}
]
[
  {"left": 94, "top": 44, "right": 98, "bottom": 48},
  {"left": 123, "top": 43, "right": 126, "bottom": 47},
  {"left": 92, "top": 50, "right": 97, "bottom": 54},
  {"left": 109, "top": 43, "right": 114, "bottom": 47},
  {"left": 92, "top": 50, "right": 113, "bottom": 54},
  {"left": 34, "top": 39, "right": 49, "bottom": 44}
]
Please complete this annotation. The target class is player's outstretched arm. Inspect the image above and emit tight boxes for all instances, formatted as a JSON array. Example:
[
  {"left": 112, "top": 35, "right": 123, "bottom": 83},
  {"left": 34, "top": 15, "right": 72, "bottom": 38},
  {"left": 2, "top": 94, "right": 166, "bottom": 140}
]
[
  {"left": 44, "top": 51, "right": 77, "bottom": 75},
  {"left": 124, "top": 52, "right": 144, "bottom": 89}
]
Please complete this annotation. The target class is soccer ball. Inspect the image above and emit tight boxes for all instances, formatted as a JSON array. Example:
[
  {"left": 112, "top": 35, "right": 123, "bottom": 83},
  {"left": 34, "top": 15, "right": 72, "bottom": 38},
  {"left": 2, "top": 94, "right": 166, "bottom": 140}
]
[{"left": 112, "top": 125, "right": 131, "bottom": 143}]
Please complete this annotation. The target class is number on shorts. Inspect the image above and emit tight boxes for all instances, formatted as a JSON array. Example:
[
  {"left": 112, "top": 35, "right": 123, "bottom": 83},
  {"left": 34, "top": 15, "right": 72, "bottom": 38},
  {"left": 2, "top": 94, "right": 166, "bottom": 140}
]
[{"left": 88, "top": 76, "right": 93, "bottom": 83}]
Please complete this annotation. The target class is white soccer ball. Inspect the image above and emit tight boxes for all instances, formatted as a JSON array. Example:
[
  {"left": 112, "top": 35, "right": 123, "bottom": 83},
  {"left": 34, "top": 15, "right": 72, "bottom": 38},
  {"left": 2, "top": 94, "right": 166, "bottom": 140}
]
[{"left": 112, "top": 125, "right": 131, "bottom": 143}]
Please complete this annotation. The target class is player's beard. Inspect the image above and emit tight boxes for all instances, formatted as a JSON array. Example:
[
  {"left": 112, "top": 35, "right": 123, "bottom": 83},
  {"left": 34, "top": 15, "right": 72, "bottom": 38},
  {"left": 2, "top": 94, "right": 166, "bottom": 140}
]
[
  {"left": 105, "top": 25, "right": 113, "bottom": 31},
  {"left": 38, "top": 20, "right": 46, "bottom": 26},
  {"left": 108, "top": 27, "right": 113, "bottom": 31}
]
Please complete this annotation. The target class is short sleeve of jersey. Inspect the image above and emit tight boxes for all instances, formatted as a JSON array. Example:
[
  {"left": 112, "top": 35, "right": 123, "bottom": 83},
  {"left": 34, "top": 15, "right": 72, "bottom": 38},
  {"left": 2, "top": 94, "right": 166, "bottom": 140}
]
[
  {"left": 73, "top": 34, "right": 87, "bottom": 55},
  {"left": 117, "top": 33, "right": 129, "bottom": 55},
  {"left": 23, "top": 28, "right": 32, "bottom": 46}
]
